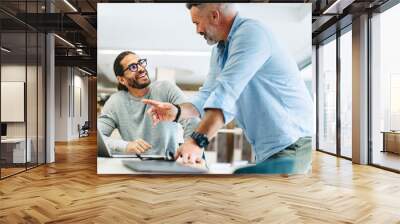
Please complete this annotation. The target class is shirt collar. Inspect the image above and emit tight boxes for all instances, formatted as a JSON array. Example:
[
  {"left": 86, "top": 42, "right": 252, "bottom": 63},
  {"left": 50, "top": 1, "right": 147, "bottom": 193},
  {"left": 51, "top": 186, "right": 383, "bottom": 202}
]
[
  {"left": 217, "top": 13, "right": 241, "bottom": 48},
  {"left": 227, "top": 13, "right": 241, "bottom": 41}
]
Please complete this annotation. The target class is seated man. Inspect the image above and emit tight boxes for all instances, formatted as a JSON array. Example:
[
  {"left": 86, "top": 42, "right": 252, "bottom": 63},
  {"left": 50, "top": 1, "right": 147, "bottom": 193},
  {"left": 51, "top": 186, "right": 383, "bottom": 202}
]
[{"left": 98, "top": 51, "right": 199, "bottom": 156}]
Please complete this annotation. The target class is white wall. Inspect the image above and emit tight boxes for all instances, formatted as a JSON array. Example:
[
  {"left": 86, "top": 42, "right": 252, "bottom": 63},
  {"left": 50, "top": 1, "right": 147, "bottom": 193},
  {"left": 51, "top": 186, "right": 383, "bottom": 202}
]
[
  {"left": 72, "top": 73, "right": 89, "bottom": 138},
  {"left": 55, "top": 66, "right": 68, "bottom": 141},
  {"left": 54, "top": 67, "right": 89, "bottom": 141}
]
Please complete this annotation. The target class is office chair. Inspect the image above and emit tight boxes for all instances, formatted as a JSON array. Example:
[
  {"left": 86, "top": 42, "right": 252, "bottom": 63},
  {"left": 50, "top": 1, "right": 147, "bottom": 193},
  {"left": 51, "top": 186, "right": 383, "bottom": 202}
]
[{"left": 78, "top": 121, "right": 90, "bottom": 138}]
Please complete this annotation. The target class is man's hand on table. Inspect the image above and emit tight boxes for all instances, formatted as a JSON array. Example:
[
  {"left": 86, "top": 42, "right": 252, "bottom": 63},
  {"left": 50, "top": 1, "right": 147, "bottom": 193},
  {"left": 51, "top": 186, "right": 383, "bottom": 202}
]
[
  {"left": 175, "top": 138, "right": 205, "bottom": 167},
  {"left": 126, "top": 139, "right": 152, "bottom": 154}
]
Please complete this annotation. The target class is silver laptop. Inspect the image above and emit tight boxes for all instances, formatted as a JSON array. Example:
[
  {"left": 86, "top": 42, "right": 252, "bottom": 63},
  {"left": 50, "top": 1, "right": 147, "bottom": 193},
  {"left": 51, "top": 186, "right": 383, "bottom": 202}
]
[
  {"left": 97, "top": 129, "right": 166, "bottom": 159},
  {"left": 122, "top": 160, "right": 208, "bottom": 174}
]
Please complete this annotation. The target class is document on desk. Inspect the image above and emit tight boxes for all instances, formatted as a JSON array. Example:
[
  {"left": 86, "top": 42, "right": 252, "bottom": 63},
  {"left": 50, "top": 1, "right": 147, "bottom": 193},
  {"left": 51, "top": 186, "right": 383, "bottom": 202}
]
[{"left": 122, "top": 160, "right": 208, "bottom": 174}]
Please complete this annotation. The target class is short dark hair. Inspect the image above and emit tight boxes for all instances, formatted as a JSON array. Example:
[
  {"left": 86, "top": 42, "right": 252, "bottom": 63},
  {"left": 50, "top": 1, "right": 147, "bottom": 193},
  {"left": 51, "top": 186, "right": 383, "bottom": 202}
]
[
  {"left": 113, "top": 51, "right": 135, "bottom": 91},
  {"left": 186, "top": 3, "right": 205, "bottom": 10}
]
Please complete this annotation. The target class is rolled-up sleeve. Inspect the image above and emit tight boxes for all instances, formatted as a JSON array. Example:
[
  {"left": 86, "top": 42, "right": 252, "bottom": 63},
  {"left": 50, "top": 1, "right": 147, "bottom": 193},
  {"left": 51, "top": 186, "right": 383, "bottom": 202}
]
[{"left": 203, "top": 23, "right": 272, "bottom": 124}]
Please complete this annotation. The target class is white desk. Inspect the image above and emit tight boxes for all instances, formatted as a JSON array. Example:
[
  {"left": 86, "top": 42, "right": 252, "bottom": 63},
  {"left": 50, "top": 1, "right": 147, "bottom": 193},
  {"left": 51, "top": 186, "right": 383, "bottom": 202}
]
[
  {"left": 97, "top": 158, "right": 250, "bottom": 174},
  {"left": 1, "top": 138, "right": 32, "bottom": 163}
]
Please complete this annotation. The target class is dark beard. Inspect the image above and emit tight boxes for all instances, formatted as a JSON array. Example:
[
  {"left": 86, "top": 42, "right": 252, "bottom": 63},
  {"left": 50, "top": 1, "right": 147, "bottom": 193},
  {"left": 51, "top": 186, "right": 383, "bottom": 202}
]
[{"left": 127, "top": 72, "right": 151, "bottom": 89}]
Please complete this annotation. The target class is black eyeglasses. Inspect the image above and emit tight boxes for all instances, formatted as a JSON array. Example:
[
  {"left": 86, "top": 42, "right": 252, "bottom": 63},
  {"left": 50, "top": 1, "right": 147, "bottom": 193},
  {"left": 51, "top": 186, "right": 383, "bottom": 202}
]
[{"left": 122, "top": 58, "right": 147, "bottom": 74}]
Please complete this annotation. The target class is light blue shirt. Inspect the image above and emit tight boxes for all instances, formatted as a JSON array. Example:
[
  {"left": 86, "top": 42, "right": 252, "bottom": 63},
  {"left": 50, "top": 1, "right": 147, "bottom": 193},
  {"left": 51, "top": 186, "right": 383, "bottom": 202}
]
[{"left": 190, "top": 14, "right": 314, "bottom": 163}]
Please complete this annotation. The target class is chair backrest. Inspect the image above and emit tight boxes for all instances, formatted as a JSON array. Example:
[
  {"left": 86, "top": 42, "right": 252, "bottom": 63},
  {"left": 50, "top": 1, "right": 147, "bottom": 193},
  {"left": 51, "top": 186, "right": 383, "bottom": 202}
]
[{"left": 82, "top": 121, "right": 90, "bottom": 129}]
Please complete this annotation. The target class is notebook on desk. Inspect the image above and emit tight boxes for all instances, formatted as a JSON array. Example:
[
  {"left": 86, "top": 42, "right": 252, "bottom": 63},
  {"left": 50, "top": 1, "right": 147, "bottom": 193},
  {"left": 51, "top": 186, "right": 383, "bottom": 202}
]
[{"left": 122, "top": 160, "right": 208, "bottom": 174}]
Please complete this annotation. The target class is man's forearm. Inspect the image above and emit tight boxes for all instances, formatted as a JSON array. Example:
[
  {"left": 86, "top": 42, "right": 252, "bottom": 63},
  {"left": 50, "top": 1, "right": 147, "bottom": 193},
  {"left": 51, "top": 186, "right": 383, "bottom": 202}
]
[
  {"left": 180, "top": 103, "right": 201, "bottom": 120},
  {"left": 195, "top": 109, "right": 225, "bottom": 139},
  {"left": 179, "top": 103, "right": 224, "bottom": 138},
  {"left": 178, "top": 103, "right": 225, "bottom": 139}
]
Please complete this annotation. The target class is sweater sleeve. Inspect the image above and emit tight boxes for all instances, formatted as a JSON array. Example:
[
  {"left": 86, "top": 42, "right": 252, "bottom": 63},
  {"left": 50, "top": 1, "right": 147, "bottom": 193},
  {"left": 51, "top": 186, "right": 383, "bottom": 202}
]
[{"left": 98, "top": 96, "right": 128, "bottom": 152}]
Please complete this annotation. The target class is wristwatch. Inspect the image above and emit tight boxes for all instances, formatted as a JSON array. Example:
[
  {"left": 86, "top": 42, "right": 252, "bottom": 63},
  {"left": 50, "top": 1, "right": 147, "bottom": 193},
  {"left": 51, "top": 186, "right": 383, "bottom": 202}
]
[
  {"left": 172, "top": 104, "right": 181, "bottom": 123},
  {"left": 190, "top": 132, "right": 209, "bottom": 148}
]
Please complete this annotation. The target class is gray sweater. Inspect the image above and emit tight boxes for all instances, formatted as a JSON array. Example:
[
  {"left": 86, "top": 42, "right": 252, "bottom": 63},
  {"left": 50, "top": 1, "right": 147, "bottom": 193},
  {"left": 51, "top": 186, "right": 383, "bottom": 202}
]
[{"left": 98, "top": 81, "right": 200, "bottom": 156}]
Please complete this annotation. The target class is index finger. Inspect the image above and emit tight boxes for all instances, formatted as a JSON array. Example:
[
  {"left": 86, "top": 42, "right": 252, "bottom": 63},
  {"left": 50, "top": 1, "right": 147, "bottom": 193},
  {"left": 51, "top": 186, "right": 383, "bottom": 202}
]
[{"left": 142, "top": 99, "right": 163, "bottom": 107}]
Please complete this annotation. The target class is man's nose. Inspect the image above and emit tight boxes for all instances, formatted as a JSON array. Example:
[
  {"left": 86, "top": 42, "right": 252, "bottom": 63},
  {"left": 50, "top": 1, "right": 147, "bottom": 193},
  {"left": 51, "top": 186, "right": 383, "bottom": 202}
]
[
  {"left": 197, "top": 26, "right": 203, "bottom": 35},
  {"left": 138, "top": 65, "right": 145, "bottom": 72}
]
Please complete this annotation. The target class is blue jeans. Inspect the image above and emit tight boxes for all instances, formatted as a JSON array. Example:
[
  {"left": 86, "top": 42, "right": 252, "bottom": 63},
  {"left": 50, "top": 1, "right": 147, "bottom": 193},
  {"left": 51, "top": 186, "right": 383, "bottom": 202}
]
[{"left": 234, "top": 137, "right": 312, "bottom": 174}]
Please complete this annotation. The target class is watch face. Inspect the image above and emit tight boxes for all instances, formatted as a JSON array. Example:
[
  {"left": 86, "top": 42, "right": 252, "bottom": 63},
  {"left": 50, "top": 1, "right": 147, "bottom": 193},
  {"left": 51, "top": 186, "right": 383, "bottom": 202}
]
[
  {"left": 199, "top": 139, "right": 207, "bottom": 147},
  {"left": 191, "top": 132, "right": 209, "bottom": 148}
]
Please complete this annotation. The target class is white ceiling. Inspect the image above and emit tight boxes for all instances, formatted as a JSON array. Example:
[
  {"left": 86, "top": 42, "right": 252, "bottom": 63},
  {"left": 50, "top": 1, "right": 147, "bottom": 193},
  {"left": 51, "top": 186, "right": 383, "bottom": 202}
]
[{"left": 97, "top": 3, "right": 311, "bottom": 86}]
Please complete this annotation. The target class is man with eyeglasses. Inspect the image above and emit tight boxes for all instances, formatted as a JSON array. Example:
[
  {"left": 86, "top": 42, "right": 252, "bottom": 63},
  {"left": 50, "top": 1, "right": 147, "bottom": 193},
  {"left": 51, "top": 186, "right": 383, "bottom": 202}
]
[
  {"left": 98, "top": 51, "right": 199, "bottom": 156},
  {"left": 142, "top": 3, "right": 314, "bottom": 174}
]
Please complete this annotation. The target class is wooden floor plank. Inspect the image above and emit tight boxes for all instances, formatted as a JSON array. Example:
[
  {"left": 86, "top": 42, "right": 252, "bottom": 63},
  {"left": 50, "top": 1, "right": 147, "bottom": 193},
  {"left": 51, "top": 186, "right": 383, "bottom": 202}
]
[{"left": 0, "top": 134, "right": 400, "bottom": 223}]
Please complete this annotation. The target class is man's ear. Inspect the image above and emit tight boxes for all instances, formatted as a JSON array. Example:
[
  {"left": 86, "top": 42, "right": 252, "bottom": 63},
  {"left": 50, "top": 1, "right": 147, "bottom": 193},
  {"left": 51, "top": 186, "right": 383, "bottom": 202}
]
[
  {"left": 116, "top": 76, "right": 126, "bottom": 86},
  {"left": 210, "top": 10, "right": 220, "bottom": 25}
]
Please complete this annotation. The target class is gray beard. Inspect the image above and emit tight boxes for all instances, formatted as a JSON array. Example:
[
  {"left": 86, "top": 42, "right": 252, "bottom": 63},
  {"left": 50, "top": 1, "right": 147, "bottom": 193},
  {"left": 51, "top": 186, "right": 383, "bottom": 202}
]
[
  {"left": 204, "top": 36, "right": 218, "bottom": 46},
  {"left": 206, "top": 39, "right": 218, "bottom": 46}
]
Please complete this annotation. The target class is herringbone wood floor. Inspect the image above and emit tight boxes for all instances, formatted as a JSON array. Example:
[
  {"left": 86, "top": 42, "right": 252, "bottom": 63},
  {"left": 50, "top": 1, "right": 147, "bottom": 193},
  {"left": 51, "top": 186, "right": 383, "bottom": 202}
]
[{"left": 1, "top": 134, "right": 400, "bottom": 224}]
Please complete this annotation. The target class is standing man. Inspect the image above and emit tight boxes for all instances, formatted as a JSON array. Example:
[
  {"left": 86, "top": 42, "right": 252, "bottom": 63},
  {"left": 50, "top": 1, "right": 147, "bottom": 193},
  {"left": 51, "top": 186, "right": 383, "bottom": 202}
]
[
  {"left": 143, "top": 3, "right": 313, "bottom": 174},
  {"left": 98, "top": 51, "right": 199, "bottom": 157}
]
